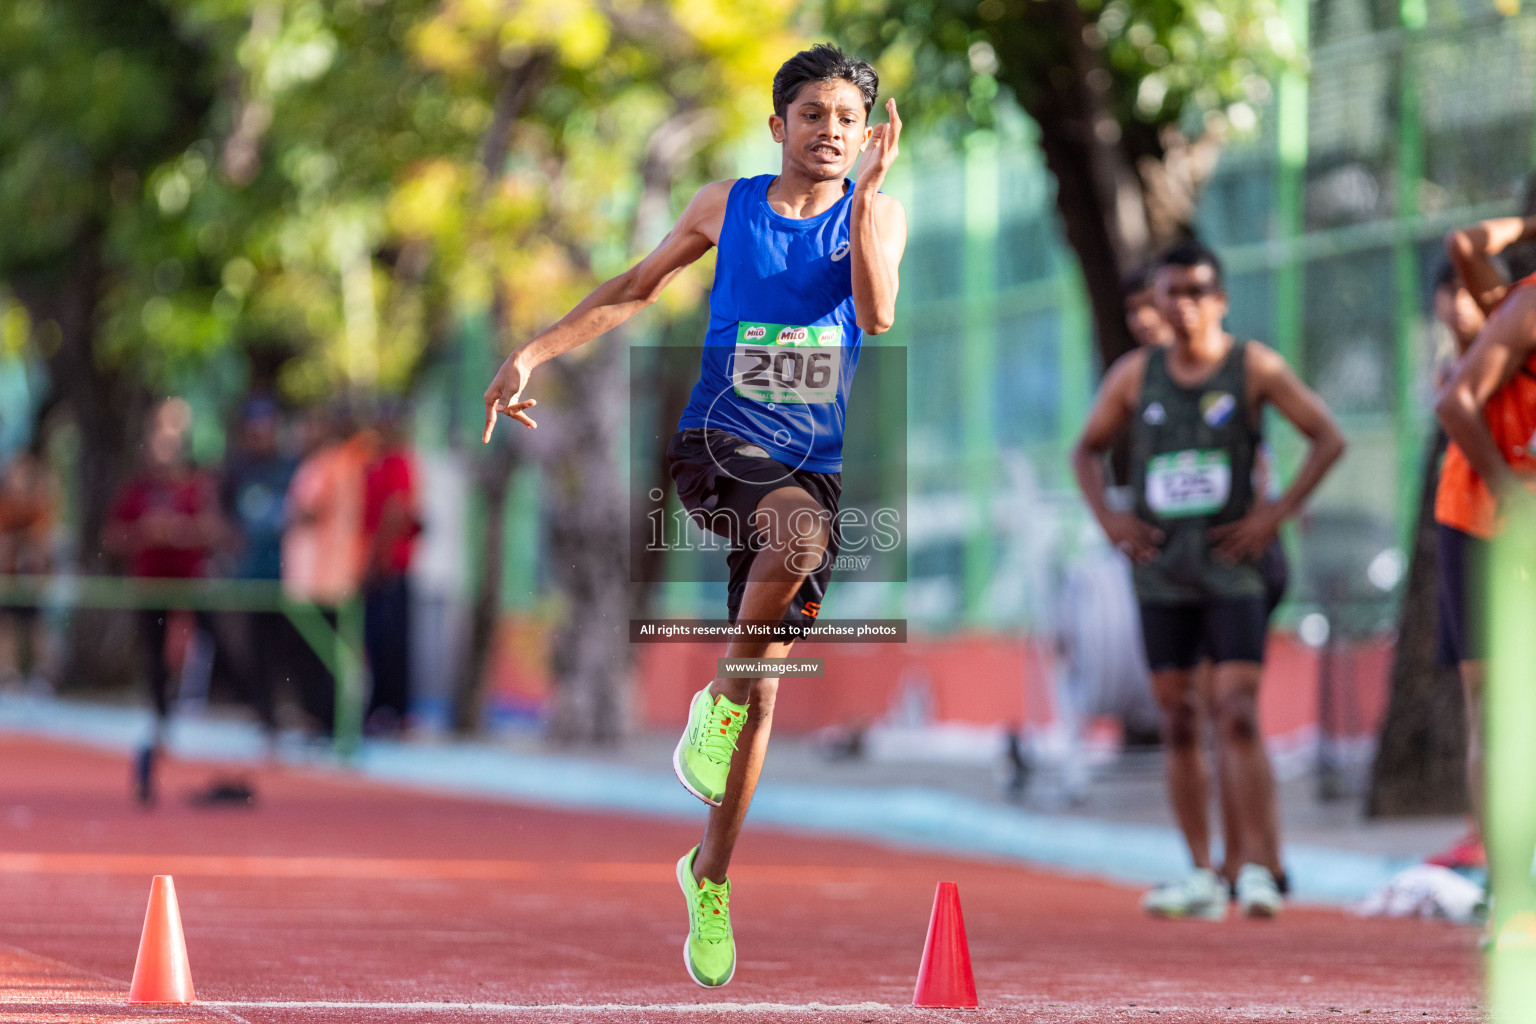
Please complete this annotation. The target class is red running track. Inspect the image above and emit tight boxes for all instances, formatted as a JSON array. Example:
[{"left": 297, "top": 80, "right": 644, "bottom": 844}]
[{"left": 0, "top": 735, "right": 1480, "bottom": 1023}]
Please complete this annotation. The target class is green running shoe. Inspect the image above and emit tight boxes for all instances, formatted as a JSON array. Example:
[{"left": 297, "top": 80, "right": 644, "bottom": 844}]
[
  {"left": 672, "top": 687, "right": 748, "bottom": 806},
  {"left": 677, "top": 846, "right": 735, "bottom": 988}
]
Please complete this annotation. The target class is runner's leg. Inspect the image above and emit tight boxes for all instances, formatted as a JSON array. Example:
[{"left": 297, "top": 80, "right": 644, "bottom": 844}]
[
  {"left": 693, "top": 485, "right": 829, "bottom": 884},
  {"left": 1199, "top": 662, "right": 1242, "bottom": 886},
  {"left": 1460, "top": 659, "right": 1486, "bottom": 832},
  {"left": 1210, "top": 661, "right": 1278, "bottom": 872},
  {"left": 692, "top": 639, "right": 791, "bottom": 885},
  {"left": 1151, "top": 667, "right": 1212, "bottom": 870}
]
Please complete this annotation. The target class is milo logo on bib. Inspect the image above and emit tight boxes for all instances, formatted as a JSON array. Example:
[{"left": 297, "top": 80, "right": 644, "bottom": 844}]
[{"left": 732, "top": 321, "right": 842, "bottom": 405}]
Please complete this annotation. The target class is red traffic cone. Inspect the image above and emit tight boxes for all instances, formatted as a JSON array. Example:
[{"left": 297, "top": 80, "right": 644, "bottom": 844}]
[
  {"left": 913, "top": 881, "right": 978, "bottom": 1008},
  {"left": 127, "top": 875, "right": 195, "bottom": 1004}
]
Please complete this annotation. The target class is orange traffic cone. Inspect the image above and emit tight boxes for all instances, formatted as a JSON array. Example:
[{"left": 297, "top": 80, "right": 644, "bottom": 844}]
[
  {"left": 912, "top": 881, "right": 978, "bottom": 1008},
  {"left": 127, "top": 875, "right": 195, "bottom": 1004}
]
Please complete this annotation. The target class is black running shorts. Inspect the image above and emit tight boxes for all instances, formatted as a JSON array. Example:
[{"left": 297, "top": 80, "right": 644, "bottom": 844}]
[
  {"left": 1435, "top": 523, "right": 1488, "bottom": 667},
  {"left": 1139, "top": 596, "right": 1269, "bottom": 671},
  {"left": 1259, "top": 538, "right": 1289, "bottom": 619},
  {"left": 665, "top": 427, "right": 841, "bottom": 634}
]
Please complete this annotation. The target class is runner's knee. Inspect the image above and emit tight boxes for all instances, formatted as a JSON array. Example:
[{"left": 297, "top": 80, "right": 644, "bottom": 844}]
[
  {"left": 1214, "top": 687, "right": 1261, "bottom": 746},
  {"left": 1160, "top": 702, "right": 1200, "bottom": 749},
  {"left": 753, "top": 499, "right": 830, "bottom": 577}
]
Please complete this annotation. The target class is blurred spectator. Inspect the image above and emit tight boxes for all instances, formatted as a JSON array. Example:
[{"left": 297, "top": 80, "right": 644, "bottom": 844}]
[
  {"left": 219, "top": 396, "right": 297, "bottom": 735},
  {"left": 360, "top": 402, "right": 421, "bottom": 736},
  {"left": 1431, "top": 259, "right": 1486, "bottom": 390},
  {"left": 1122, "top": 266, "right": 1175, "bottom": 350},
  {"left": 103, "top": 398, "right": 227, "bottom": 802},
  {"left": 281, "top": 405, "right": 370, "bottom": 733},
  {"left": 0, "top": 444, "right": 59, "bottom": 687}
]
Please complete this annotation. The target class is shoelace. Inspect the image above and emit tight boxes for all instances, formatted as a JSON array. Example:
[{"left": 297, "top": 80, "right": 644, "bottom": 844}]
[
  {"left": 693, "top": 883, "right": 731, "bottom": 942},
  {"left": 697, "top": 700, "right": 744, "bottom": 764}
]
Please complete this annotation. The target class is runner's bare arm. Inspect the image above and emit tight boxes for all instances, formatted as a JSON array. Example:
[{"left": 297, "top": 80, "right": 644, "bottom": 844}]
[
  {"left": 850, "top": 98, "right": 906, "bottom": 334},
  {"left": 1070, "top": 351, "right": 1163, "bottom": 562},
  {"left": 1210, "top": 344, "right": 1345, "bottom": 560},
  {"left": 1446, "top": 215, "right": 1536, "bottom": 314},
  {"left": 481, "top": 180, "right": 734, "bottom": 443},
  {"left": 1436, "top": 288, "right": 1536, "bottom": 497}
]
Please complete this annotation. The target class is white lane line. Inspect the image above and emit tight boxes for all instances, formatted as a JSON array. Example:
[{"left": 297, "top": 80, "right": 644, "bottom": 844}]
[
  {"left": 205, "top": 1001, "right": 896, "bottom": 1013},
  {"left": 0, "top": 940, "right": 249, "bottom": 1023}
]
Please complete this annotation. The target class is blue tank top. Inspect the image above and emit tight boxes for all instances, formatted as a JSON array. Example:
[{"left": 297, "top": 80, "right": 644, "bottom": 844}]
[{"left": 676, "top": 174, "right": 863, "bottom": 473}]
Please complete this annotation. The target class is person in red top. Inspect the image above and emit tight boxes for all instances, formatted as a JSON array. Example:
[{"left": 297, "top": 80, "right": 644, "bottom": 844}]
[
  {"left": 1438, "top": 215, "right": 1536, "bottom": 947},
  {"left": 360, "top": 403, "right": 421, "bottom": 735},
  {"left": 0, "top": 444, "right": 60, "bottom": 687},
  {"left": 104, "top": 399, "right": 227, "bottom": 802}
]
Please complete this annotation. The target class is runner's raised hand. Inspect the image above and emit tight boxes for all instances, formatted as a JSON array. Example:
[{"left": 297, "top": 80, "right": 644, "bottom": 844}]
[
  {"left": 855, "top": 98, "right": 901, "bottom": 194},
  {"left": 482, "top": 353, "right": 538, "bottom": 443}
]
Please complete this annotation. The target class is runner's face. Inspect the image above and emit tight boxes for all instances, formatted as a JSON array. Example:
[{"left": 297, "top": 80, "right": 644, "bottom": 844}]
[
  {"left": 1125, "top": 289, "right": 1173, "bottom": 348},
  {"left": 770, "top": 79, "right": 871, "bottom": 181},
  {"left": 1154, "top": 264, "right": 1227, "bottom": 343},
  {"left": 1434, "top": 283, "right": 1485, "bottom": 352}
]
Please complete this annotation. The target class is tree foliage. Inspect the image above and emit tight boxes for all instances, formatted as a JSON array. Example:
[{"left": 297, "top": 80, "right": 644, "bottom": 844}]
[
  {"left": 0, "top": 0, "right": 801, "bottom": 724},
  {"left": 822, "top": 0, "right": 1300, "bottom": 365},
  {"left": 1, "top": 0, "right": 800, "bottom": 406}
]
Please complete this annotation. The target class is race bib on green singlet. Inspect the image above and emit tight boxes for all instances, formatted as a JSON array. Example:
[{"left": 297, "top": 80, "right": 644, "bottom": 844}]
[
  {"left": 1146, "top": 449, "right": 1232, "bottom": 518},
  {"left": 732, "top": 322, "right": 842, "bottom": 404}
]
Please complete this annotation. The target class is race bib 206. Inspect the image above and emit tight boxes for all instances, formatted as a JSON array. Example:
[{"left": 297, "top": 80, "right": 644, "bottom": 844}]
[
  {"left": 1146, "top": 449, "right": 1231, "bottom": 518},
  {"left": 732, "top": 322, "right": 842, "bottom": 404}
]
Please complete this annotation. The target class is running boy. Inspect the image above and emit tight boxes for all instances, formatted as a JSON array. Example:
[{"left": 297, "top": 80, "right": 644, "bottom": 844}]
[
  {"left": 482, "top": 45, "right": 905, "bottom": 987},
  {"left": 1071, "top": 240, "right": 1345, "bottom": 919}
]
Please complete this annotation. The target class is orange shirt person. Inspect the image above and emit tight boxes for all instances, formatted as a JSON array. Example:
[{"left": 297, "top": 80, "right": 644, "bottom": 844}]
[
  {"left": 282, "top": 409, "right": 370, "bottom": 608},
  {"left": 1437, "top": 215, "right": 1536, "bottom": 946}
]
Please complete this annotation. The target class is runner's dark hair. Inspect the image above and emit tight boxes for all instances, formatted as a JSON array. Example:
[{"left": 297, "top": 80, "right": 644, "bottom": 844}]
[
  {"left": 1153, "top": 238, "right": 1225, "bottom": 290},
  {"left": 772, "top": 44, "right": 878, "bottom": 118}
]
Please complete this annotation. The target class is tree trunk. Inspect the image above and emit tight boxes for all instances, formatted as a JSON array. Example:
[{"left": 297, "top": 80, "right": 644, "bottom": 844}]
[
  {"left": 13, "top": 236, "right": 146, "bottom": 695},
  {"left": 1366, "top": 429, "right": 1468, "bottom": 816},
  {"left": 447, "top": 53, "right": 552, "bottom": 735},
  {"left": 540, "top": 342, "right": 632, "bottom": 744},
  {"left": 990, "top": 0, "right": 1146, "bottom": 376},
  {"left": 453, "top": 439, "right": 516, "bottom": 735},
  {"left": 539, "top": 106, "right": 715, "bottom": 744}
]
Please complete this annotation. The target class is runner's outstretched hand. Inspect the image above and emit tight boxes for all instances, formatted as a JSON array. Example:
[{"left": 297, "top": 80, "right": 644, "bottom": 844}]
[
  {"left": 482, "top": 353, "right": 538, "bottom": 443},
  {"left": 855, "top": 98, "right": 901, "bottom": 194},
  {"left": 1208, "top": 504, "right": 1282, "bottom": 563}
]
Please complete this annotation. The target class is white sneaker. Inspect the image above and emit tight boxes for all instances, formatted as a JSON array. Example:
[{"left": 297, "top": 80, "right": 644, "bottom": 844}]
[
  {"left": 1141, "top": 867, "right": 1228, "bottom": 921},
  {"left": 1236, "top": 863, "right": 1283, "bottom": 918}
]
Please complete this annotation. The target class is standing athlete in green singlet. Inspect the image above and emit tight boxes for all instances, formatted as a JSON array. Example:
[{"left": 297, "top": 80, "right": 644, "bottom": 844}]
[{"left": 1072, "top": 240, "right": 1345, "bottom": 919}]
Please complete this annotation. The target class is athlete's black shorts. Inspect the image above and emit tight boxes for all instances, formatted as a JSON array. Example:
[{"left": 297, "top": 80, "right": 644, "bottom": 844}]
[
  {"left": 1139, "top": 596, "right": 1269, "bottom": 671},
  {"left": 1436, "top": 523, "right": 1488, "bottom": 667},
  {"left": 665, "top": 427, "right": 841, "bottom": 633},
  {"left": 1258, "top": 538, "right": 1289, "bottom": 618}
]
